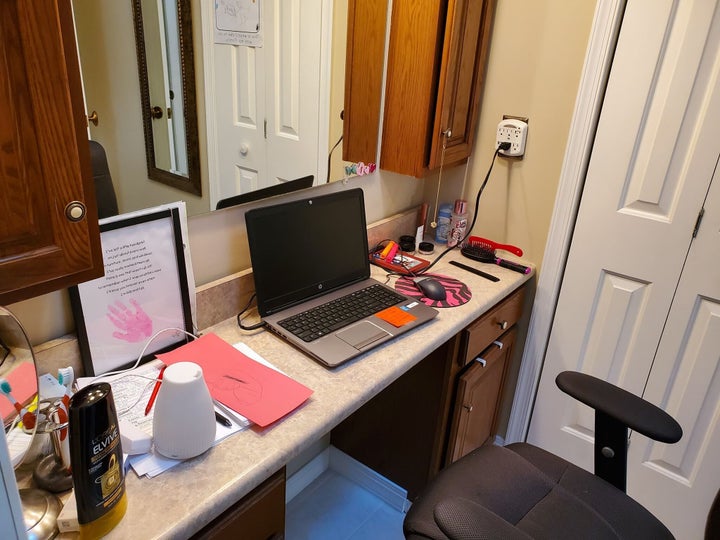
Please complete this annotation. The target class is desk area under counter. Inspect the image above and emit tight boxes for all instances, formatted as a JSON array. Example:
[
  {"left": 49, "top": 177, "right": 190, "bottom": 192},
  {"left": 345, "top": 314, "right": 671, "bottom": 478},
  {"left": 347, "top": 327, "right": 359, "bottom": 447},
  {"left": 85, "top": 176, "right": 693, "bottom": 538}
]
[{"left": 61, "top": 251, "right": 534, "bottom": 539}]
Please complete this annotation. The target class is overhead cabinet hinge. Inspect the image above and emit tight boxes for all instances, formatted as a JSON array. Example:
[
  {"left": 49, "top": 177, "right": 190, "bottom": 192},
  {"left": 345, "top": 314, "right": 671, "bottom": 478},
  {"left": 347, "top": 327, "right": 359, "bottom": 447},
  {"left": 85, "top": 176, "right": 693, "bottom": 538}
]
[{"left": 692, "top": 207, "right": 705, "bottom": 238}]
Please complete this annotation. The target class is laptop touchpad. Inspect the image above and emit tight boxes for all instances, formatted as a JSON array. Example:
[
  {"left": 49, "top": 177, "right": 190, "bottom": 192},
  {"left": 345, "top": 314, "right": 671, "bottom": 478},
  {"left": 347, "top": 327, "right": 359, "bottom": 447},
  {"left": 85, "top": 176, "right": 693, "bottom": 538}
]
[{"left": 337, "top": 322, "right": 390, "bottom": 349}]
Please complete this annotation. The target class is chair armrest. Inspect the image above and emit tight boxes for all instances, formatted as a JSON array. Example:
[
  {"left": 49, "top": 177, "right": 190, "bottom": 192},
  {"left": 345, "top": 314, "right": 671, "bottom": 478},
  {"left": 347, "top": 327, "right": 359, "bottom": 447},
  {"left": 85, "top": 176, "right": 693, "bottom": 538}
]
[{"left": 556, "top": 371, "right": 682, "bottom": 443}]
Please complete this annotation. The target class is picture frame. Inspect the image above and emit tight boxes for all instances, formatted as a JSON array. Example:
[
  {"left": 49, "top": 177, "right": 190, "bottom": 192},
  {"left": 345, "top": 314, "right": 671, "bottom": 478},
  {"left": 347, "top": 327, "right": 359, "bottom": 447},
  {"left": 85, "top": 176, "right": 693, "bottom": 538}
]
[{"left": 70, "top": 206, "right": 194, "bottom": 376}]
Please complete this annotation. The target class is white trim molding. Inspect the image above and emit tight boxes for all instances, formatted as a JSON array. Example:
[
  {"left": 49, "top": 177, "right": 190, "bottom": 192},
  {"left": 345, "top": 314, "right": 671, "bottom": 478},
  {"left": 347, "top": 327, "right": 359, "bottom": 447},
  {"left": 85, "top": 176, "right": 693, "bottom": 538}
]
[{"left": 505, "top": 0, "right": 627, "bottom": 443}]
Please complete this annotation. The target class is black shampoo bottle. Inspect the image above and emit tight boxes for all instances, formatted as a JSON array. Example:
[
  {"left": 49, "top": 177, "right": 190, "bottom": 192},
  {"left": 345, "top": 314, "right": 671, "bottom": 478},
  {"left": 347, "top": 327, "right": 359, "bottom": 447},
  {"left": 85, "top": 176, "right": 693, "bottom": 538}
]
[{"left": 69, "top": 382, "right": 127, "bottom": 538}]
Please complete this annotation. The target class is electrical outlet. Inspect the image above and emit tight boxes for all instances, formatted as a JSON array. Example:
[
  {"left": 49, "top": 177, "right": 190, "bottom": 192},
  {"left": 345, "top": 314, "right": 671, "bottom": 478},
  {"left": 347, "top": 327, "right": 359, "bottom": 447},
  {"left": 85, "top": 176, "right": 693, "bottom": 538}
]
[{"left": 496, "top": 118, "right": 528, "bottom": 157}]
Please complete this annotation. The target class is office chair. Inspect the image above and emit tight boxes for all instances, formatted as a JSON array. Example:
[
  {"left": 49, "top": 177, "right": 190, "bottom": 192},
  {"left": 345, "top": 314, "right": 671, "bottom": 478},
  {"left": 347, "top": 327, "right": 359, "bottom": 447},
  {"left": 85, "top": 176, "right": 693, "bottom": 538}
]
[
  {"left": 89, "top": 140, "right": 119, "bottom": 218},
  {"left": 404, "top": 371, "right": 683, "bottom": 539}
]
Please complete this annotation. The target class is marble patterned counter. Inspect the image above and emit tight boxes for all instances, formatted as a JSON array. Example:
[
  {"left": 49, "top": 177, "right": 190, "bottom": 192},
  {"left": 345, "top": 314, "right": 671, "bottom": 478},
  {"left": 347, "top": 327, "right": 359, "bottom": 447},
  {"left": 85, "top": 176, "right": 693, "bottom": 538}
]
[{"left": 76, "top": 251, "right": 533, "bottom": 539}]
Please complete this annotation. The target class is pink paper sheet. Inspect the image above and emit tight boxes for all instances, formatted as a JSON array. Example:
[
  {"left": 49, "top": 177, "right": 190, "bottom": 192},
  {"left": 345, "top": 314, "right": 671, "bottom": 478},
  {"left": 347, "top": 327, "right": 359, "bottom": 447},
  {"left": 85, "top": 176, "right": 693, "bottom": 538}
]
[{"left": 157, "top": 333, "right": 312, "bottom": 427}]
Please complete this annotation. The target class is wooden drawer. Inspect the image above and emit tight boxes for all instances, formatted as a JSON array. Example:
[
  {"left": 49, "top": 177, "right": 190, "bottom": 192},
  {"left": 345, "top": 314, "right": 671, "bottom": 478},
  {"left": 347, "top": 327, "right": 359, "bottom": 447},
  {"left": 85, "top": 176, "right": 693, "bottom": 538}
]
[
  {"left": 460, "top": 286, "right": 525, "bottom": 366},
  {"left": 448, "top": 327, "right": 518, "bottom": 462},
  {"left": 192, "top": 467, "right": 285, "bottom": 540}
]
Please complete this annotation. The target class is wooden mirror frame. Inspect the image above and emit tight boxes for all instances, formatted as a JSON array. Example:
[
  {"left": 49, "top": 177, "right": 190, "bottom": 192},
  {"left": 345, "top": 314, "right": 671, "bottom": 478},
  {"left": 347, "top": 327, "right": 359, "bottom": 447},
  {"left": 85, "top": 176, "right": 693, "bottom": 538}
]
[{"left": 131, "top": 0, "right": 201, "bottom": 196}]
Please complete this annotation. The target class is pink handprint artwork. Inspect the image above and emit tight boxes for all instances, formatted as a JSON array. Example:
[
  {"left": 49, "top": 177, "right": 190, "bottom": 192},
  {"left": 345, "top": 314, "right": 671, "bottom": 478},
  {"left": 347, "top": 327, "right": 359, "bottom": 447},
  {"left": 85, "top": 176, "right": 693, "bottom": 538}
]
[{"left": 107, "top": 299, "right": 153, "bottom": 342}]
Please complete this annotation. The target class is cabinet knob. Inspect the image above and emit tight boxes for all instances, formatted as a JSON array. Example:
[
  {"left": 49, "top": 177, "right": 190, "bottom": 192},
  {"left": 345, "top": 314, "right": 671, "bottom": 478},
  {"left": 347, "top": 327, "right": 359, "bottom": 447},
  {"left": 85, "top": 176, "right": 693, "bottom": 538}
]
[
  {"left": 497, "top": 320, "right": 508, "bottom": 330},
  {"left": 463, "top": 404, "right": 473, "bottom": 412},
  {"left": 64, "top": 201, "right": 86, "bottom": 222},
  {"left": 239, "top": 143, "right": 249, "bottom": 156}
]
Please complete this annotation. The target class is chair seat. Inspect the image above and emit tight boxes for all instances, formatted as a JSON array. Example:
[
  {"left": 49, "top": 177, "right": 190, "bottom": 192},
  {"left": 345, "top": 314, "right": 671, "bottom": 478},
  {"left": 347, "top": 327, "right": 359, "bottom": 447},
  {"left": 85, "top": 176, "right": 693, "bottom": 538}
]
[{"left": 403, "top": 443, "right": 673, "bottom": 540}]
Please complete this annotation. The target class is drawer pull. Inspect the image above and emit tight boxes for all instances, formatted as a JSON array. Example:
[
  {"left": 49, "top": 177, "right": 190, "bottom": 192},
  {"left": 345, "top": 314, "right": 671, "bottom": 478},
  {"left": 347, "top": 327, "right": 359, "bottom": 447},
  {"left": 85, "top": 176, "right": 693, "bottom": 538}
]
[
  {"left": 475, "top": 341, "right": 504, "bottom": 366},
  {"left": 497, "top": 320, "right": 509, "bottom": 330}
]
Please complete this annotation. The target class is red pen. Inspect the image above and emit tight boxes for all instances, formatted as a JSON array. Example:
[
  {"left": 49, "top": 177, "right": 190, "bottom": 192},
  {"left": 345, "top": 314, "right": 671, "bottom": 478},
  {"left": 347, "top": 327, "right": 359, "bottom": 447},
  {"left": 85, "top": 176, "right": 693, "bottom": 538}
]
[{"left": 144, "top": 365, "right": 166, "bottom": 416}]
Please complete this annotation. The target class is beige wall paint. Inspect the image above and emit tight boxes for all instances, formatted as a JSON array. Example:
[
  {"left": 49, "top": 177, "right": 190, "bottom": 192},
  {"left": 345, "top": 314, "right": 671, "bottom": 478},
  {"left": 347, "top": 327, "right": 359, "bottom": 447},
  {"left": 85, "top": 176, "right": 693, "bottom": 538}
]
[{"left": 426, "top": 0, "right": 596, "bottom": 273}]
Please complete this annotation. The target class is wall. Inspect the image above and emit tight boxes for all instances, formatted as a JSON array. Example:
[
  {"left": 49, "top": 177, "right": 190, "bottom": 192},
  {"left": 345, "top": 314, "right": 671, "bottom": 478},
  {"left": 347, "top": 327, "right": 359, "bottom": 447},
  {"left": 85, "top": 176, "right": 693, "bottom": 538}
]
[{"left": 426, "top": 0, "right": 597, "bottom": 273}]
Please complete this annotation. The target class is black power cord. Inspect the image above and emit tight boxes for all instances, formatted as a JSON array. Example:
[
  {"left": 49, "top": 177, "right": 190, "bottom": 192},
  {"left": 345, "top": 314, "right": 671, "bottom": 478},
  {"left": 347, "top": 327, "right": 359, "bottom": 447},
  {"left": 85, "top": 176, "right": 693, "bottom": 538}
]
[
  {"left": 327, "top": 134, "right": 343, "bottom": 183},
  {"left": 396, "top": 142, "right": 509, "bottom": 278},
  {"left": 236, "top": 293, "right": 266, "bottom": 331}
]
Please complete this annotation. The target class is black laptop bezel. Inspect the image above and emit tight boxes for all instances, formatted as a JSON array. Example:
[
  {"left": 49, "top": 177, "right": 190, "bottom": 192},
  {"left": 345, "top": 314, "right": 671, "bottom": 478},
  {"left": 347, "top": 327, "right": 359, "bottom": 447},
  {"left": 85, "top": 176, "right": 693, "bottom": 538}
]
[{"left": 245, "top": 188, "right": 371, "bottom": 317}]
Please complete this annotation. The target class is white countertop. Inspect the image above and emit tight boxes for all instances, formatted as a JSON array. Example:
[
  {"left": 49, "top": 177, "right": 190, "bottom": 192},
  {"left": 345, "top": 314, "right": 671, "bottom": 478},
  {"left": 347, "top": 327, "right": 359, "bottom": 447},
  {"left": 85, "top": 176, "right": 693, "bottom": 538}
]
[{"left": 92, "top": 252, "right": 534, "bottom": 539}]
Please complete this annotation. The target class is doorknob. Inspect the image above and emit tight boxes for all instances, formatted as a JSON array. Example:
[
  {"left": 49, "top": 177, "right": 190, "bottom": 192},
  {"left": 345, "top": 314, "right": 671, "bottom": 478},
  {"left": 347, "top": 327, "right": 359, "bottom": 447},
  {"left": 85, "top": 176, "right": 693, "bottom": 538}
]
[
  {"left": 150, "top": 106, "right": 164, "bottom": 119},
  {"left": 87, "top": 110, "right": 99, "bottom": 127}
]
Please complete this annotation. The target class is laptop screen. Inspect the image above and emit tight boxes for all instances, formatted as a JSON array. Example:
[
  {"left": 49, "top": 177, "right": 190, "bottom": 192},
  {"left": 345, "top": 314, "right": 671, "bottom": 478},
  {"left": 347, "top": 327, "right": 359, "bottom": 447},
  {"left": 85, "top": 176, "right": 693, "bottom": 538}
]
[{"left": 245, "top": 188, "right": 370, "bottom": 317}]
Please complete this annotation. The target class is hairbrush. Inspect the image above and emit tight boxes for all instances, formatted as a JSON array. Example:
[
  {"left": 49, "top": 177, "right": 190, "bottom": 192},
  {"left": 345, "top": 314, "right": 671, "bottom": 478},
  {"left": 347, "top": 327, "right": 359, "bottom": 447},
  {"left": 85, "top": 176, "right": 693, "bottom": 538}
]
[
  {"left": 460, "top": 244, "right": 531, "bottom": 275},
  {"left": 466, "top": 236, "right": 523, "bottom": 257}
]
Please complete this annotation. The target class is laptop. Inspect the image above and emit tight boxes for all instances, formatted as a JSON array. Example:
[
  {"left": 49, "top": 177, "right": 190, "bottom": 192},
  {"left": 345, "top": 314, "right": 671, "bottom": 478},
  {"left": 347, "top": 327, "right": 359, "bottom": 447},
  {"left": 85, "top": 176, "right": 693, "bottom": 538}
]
[
  {"left": 245, "top": 188, "right": 438, "bottom": 367},
  {"left": 215, "top": 175, "right": 314, "bottom": 210}
]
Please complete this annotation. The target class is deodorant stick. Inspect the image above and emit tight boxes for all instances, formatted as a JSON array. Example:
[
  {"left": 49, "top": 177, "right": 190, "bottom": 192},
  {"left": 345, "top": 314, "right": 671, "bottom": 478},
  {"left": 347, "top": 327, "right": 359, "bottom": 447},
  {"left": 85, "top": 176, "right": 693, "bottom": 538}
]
[{"left": 69, "top": 382, "right": 127, "bottom": 538}]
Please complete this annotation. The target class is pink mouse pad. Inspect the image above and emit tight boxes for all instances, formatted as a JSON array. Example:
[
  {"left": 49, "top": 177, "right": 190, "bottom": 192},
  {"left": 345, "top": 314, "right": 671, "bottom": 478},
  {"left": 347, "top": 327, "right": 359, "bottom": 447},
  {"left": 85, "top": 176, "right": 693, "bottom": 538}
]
[{"left": 395, "top": 274, "right": 471, "bottom": 308}]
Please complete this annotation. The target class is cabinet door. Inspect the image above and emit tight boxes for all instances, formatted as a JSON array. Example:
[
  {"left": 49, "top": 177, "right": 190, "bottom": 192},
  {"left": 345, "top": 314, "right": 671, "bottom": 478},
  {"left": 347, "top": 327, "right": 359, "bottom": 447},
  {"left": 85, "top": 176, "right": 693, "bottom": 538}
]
[
  {"left": 331, "top": 338, "right": 458, "bottom": 500},
  {"left": 429, "top": 0, "right": 496, "bottom": 169},
  {"left": 0, "top": 0, "right": 102, "bottom": 304},
  {"left": 192, "top": 468, "right": 285, "bottom": 540},
  {"left": 342, "top": 0, "right": 388, "bottom": 164},
  {"left": 448, "top": 327, "right": 517, "bottom": 463},
  {"left": 379, "top": 0, "right": 495, "bottom": 177}
]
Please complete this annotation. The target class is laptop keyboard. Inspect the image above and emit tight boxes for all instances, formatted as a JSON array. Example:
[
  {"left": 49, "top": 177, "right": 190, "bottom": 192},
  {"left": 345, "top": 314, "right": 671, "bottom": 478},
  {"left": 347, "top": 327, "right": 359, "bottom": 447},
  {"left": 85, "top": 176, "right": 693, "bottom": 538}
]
[{"left": 278, "top": 284, "right": 407, "bottom": 342}]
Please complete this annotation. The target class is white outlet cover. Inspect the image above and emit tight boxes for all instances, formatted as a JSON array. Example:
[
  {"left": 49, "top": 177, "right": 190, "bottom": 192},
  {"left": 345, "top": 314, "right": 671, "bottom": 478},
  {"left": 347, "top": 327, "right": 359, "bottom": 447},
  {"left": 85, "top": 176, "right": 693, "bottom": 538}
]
[{"left": 496, "top": 118, "right": 528, "bottom": 157}]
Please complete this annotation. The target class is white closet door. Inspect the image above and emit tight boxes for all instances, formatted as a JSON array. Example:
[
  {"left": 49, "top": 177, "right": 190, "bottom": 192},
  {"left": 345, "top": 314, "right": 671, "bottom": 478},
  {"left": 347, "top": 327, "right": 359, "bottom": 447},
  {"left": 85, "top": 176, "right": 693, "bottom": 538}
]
[
  {"left": 627, "top": 161, "right": 720, "bottom": 539},
  {"left": 263, "top": 0, "right": 321, "bottom": 186},
  {"left": 208, "top": 0, "right": 322, "bottom": 203},
  {"left": 528, "top": 1, "right": 720, "bottom": 536}
]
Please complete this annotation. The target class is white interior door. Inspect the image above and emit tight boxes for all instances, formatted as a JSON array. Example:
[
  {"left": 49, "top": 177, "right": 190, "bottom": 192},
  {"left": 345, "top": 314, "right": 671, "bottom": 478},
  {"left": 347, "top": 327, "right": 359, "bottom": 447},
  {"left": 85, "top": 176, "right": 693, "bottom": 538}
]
[
  {"left": 528, "top": 1, "right": 720, "bottom": 536},
  {"left": 627, "top": 162, "right": 720, "bottom": 539},
  {"left": 263, "top": 0, "right": 321, "bottom": 186},
  {"left": 208, "top": 0, "right": 323, "bottom": 205}
]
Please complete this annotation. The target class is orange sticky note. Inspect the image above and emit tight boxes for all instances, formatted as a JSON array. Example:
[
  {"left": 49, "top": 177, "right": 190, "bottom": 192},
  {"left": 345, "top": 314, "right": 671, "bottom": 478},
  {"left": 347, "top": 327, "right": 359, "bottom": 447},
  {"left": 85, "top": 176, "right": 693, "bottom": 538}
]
[{"left": 375, "top": 306, "right": 417, "bottom": 328}]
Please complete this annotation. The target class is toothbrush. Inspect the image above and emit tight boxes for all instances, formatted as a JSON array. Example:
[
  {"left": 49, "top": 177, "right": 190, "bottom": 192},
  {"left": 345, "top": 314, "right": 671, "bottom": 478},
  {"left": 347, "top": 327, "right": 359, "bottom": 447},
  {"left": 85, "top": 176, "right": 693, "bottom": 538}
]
[
  {"left": 57, "top": 366, "right": 75, "bottom": 410},
  {"left": 56, "top": 367, "right": 75, "bottom": 442},
  {"left": 0, "top": 378, "right": 36, "bottom": 429}
]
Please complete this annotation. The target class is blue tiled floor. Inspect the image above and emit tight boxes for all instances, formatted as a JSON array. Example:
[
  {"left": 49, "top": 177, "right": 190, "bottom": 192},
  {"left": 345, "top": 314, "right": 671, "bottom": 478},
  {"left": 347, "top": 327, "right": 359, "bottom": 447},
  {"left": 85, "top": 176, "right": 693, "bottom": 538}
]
[{"left": 286, "top": 469, "right": 406, "bottom": 540}]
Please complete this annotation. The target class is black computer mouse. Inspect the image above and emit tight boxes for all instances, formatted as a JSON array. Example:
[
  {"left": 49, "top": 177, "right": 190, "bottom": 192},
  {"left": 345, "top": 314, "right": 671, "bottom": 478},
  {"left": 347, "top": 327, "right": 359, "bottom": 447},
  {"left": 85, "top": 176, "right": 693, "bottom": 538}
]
[{"left": 413, "top": 276, "right": 447, "bottom": 301}]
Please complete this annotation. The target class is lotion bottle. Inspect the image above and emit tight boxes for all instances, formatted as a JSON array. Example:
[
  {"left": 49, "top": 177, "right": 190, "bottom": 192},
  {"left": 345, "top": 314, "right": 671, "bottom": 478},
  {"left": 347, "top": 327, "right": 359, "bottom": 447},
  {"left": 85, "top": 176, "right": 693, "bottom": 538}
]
[
  {"left": 69, "top": 382, "right": 127, "bottom": 538},
  {"left": 447, "top": 199, "right": 468, "bottom": 248}
]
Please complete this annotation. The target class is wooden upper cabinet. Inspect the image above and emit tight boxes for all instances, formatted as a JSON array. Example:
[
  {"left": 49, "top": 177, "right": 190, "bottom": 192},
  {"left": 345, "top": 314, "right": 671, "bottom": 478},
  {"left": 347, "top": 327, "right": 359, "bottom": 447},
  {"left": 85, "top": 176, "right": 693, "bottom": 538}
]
[
  {"left": 383, "top": 0, "right": 495, "bottom": 177},
  {"left": 342, "top": 0, "right": 389, "bottom": 165},
  {"left": 0, "top": 0, "right": 103, "bottom": 304}
]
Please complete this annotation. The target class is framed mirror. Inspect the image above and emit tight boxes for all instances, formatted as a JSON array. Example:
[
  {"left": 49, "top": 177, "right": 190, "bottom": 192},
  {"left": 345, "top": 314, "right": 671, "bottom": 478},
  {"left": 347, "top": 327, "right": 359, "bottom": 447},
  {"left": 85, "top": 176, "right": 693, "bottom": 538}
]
[
  {"left": 131, "top": 0, "right": 201, "bottom": 196},
  {"left": 74, "top": 0, "right": 360, "bottom": 216}
]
